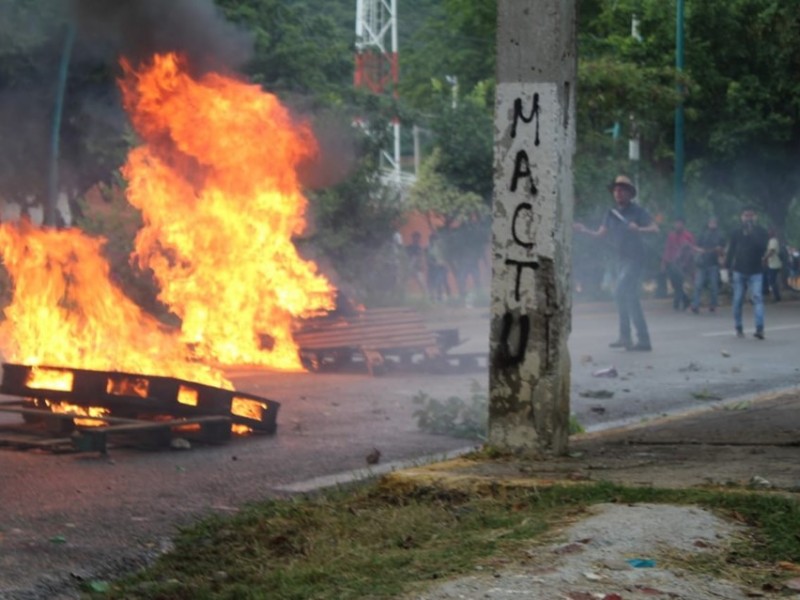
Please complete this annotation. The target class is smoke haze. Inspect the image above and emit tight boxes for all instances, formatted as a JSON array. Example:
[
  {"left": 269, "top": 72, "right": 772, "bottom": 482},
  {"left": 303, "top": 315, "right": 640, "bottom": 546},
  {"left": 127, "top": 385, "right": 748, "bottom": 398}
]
[{"left": 70, "top": 0, "right": 254, "bottom": 73}]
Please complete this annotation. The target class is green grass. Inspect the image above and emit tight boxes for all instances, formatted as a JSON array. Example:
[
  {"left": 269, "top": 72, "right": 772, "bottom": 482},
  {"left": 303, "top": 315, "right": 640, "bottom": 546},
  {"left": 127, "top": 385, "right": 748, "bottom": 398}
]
[{"left": 94, "top": 481, "right": 800, "bottom": 599}]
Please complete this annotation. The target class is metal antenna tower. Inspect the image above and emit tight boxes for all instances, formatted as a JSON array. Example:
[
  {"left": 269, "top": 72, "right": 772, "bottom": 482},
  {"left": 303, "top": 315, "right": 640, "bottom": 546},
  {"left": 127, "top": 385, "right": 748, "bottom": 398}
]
[{"left": 354, "top": 0, "right": 402, "bottom": 185}]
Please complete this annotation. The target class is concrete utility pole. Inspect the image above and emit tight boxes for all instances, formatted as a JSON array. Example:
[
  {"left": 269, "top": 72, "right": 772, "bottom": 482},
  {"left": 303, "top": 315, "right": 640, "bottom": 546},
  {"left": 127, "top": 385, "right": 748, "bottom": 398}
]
[{"left": 489, "top": 0, "right": 577, "bottom": 456}]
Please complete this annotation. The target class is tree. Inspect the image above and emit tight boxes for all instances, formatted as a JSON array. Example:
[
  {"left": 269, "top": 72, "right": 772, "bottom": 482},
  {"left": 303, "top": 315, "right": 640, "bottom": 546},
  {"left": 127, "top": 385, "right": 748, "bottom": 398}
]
[
  {"left": 408, "top": 149, "right": 485, "bottom": 229},
  {"left": 684, "top": 0, "right": 800, "bottom": 231},
  {"left": 400, "top": 0, "right": 496, "bottom": 112},
  {"left": 215, "top": 0, "right": 352, "bottom": 99},
  {"left": 577, "top": 0, "right": 800, "bottom": 235}
]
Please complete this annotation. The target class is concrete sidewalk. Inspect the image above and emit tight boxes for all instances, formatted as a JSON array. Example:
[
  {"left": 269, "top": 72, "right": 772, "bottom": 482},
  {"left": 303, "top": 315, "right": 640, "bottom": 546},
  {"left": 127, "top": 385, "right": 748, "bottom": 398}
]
[{"left": 387, "top": 387, "right": 800, "bottom": 493}]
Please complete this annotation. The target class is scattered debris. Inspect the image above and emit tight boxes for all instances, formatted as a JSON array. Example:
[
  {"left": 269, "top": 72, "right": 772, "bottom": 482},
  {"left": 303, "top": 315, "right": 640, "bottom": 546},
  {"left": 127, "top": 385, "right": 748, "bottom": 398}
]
[
  {"left": 590, "top": 406, "right": 606, "bottom": 414},
  {"left": 748, "top": 475, "right": 772, "bottom": 489},
  {"left": 721, "top": 349, "right": 731, "bottom": 357},
  {"left": 626, "top": 558, "right": 656, "bottom": 568},
  {"left": 579, "top": 390, "right": 614, "bottom": 399},
  {"left": 554, "top": 542, "right": 586, "bottom": 555},
  {"left": 784, "top": 577, "right": 800, "bottom": 592},
  {"left": 86, "top": 581, "right": 110, "bottom": 593},
  {"left": 679, "top": 361, "right": 702, "bottom": 372},
  {"left": 723, "top": 401, "right": 752, "bottom": 411},
  {"left": 692, "top": 389, "right": 722, "bottom": 401},
  {"left": 366, "top": 447, "right": 381, "bottom": 465},
  {"left": 170, "top": 438, "right": 191, "bottom": 450},
  {"left": 592, "top": 366, "right": 618, "bottom": 378}
]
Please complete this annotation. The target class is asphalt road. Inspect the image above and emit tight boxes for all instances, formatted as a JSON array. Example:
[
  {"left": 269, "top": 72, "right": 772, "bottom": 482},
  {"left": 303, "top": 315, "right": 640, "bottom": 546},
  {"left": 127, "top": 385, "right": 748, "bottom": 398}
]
[
  {"left": 570, "top": 295, "right": 800, "bottom": 431},
  {"left": 0, "top": 295, "right": 798, "bottom": 598}
]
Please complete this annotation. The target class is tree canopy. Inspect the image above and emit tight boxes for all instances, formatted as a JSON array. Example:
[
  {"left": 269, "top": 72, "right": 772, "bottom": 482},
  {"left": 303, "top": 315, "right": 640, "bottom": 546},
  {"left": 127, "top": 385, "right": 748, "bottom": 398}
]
[{"left": 576, "top": 0, "right": 800, "bottom": 233}]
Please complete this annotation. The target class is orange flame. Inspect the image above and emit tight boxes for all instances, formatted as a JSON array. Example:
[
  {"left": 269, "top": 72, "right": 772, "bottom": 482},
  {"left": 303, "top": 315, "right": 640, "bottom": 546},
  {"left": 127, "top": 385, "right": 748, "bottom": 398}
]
[
  {"left": 0, "top": 222, "right": 227, "bottom": 387},
  {"left": 0, "top": 52, "right": 334, "bottom": 387},
  {"left": 120, "top": 53, "right": 334, "bottom": 369}
]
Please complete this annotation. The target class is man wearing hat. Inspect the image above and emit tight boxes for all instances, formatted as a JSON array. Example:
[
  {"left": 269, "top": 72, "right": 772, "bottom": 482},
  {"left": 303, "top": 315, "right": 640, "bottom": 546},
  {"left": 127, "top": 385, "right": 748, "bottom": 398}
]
[{"left": 574, "top": 175, "right": 659, "bottom": 351}]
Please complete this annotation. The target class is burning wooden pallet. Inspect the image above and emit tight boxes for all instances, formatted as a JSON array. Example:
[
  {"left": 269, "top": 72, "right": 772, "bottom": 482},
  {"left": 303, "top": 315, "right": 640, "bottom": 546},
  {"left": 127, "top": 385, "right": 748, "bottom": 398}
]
[
  {"left": 292, "top": 307, "right": 480, "bottom": 375},
  {"left": 0, "top": 363, "right": 279, "bottom": 453}
]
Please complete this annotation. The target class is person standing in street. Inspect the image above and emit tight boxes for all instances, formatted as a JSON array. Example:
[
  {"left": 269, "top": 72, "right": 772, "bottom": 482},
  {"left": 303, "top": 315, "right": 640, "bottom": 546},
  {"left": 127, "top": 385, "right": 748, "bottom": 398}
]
[
  {"left": 763, "top": 228, "right": 782, "bottom": 302},
  {"left": 574, "top": 175, "right": 659, "bottom": 351},
  {"left": 690, "top": 216, "right": 724, "bottom": 313},
  {"left": 660, "top": 217, "right": 695, "bottom": 311},
  {"left": 725, "top": 206, "right": 769, "bottom": 339}
]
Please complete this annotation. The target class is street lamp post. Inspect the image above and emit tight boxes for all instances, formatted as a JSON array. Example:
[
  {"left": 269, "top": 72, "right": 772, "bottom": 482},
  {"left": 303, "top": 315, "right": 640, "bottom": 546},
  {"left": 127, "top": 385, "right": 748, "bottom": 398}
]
[
  {"left": 674, "top": 0, "right": 685, "bottom": 220},
  {"left": 46, "top": 23, "right": 75, "bottom": 228}
]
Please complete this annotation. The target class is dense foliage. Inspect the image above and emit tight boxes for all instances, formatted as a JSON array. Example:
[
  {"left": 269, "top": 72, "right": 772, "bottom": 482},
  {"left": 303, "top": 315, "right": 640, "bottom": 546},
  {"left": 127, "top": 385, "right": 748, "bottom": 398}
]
[{"left": 577, "top": 0, "right": 800, "bottom": 235}]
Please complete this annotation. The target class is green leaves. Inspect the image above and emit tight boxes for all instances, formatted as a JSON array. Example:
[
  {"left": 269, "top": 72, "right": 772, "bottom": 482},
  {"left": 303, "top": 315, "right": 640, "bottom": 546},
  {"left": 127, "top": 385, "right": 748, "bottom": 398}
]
[{"left": 412, "top": 381, "right": 488, "bottom": 440}]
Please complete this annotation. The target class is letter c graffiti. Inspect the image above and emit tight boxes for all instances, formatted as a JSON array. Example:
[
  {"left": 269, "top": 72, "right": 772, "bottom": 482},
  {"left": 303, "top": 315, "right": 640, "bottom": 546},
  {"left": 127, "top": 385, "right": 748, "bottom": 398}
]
[{"left": 512, "top": 202, "right": 534, "bottom": 249}]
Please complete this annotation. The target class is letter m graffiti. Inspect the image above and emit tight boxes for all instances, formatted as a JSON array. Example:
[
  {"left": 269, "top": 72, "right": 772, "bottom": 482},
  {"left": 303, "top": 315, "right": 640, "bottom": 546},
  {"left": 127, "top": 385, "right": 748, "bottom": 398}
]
[{"left": 511, "top": 93, "right": 540, "bottom": 146}]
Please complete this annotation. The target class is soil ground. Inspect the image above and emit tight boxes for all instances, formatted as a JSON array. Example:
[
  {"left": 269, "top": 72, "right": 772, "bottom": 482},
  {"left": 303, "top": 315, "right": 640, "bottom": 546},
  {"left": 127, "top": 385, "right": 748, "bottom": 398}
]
[{"left": 386, "top": 391, "right": 800, "bottom": 599}]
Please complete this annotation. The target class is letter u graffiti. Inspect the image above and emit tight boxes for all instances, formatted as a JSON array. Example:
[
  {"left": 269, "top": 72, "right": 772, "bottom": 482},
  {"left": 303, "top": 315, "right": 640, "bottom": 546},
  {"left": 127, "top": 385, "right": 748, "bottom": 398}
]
[{"left": 495, "top": 312, "right": 530, "bottom": 367}]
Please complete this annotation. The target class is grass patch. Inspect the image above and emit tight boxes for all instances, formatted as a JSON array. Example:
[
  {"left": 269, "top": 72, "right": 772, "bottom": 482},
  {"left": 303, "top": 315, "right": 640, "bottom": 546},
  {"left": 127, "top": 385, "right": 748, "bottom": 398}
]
[
  {"left": 96, "top": 482, "right": 800, "bottom": 599},
  {"left": 412, "top": 381, "right": 487, "bottom": 440},
  {"left": 412, "top": 384, "right": 584, "bottom": 439}
]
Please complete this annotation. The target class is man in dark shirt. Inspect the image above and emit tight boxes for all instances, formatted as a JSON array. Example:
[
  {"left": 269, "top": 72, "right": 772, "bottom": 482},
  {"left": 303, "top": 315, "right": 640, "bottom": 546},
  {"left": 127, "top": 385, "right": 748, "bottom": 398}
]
[
  {"left": 690, "top": 216, "right": 724, "bottom": 313},
  {"left": 574, "top": 175, "right": 660, "bottom": 351},
  {"left": 725, "top": 206, "right": 768, "bottom": 339}
]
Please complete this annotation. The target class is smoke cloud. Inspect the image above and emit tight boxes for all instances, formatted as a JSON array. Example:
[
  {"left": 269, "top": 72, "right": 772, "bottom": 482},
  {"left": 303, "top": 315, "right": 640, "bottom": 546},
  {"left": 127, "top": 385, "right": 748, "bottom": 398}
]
[{"left": 70, "top": 0, "right": 254, "bottom": 73}]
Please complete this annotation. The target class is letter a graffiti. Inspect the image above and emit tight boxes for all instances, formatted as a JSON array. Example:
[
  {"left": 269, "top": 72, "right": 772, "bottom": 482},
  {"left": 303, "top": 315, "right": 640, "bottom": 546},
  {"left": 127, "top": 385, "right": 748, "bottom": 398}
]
[{"left": 510, "top": 150, "right": 538, "bottom": 196}]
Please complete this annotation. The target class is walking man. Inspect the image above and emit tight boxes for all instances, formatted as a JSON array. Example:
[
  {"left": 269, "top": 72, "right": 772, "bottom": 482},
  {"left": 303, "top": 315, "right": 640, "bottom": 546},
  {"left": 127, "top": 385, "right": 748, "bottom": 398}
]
[
  {"left": 690, "top": 216, "right": 724, "bottom": 313},
  {"left": 574, "top": 175, "right": 659, "bottom": 351},
  {"left": 725, "top": 206, "right": 769, "bottom": 339}
]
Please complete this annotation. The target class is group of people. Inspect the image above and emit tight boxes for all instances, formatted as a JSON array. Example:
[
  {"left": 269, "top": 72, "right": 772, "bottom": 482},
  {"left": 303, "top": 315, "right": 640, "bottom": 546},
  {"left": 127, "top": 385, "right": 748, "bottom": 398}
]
[
  {"left": 575, "top": 174, "right": 784, "bottom": 350},
  {"left": 403, "top": 230, "right": 486, "bottom": 304}
]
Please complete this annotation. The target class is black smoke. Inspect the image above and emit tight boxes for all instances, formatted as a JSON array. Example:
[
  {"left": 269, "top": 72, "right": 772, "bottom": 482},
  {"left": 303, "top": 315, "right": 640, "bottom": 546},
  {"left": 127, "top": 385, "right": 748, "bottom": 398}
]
[{"left": 70, "top": 0, "right": 254, "bottom": 74}]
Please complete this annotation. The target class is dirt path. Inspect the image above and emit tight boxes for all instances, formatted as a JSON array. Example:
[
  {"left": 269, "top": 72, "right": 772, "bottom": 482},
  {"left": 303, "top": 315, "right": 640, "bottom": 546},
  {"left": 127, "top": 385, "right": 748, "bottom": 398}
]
[{"left": 414, "top": 503, "right": 753, "bottom": 600}]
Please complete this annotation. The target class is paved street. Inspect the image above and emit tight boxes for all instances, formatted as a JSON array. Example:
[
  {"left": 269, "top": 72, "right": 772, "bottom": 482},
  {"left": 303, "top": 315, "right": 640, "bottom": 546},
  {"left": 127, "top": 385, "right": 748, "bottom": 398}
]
[
  {"left": 0, "top": 295, "right": 798, "bottom": 598},
  {"left": 570, "top": 295, "right": 800, "bottom": 431}
]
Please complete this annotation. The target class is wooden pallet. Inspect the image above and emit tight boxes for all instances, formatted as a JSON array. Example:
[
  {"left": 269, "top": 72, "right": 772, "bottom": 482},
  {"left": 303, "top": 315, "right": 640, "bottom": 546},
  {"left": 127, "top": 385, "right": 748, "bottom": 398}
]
[
  {"left": 293, "top": 307, "right": 464, "bottom": 375},
  {"left": 0, "top": 399, "right": 231, "bottom": 454}
]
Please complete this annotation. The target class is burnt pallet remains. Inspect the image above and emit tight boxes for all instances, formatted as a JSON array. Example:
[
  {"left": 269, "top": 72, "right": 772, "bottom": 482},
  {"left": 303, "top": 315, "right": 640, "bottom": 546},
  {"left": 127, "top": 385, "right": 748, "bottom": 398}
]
[{"left": 0, "top": 363, "right": 280, "bottom": 453}]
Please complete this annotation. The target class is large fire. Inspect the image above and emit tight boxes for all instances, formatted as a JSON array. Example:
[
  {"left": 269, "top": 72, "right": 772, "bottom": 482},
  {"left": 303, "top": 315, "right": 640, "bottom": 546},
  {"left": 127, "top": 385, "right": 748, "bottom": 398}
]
[{"left": 0, "top": 52, "right": 335, "bottom": 385}]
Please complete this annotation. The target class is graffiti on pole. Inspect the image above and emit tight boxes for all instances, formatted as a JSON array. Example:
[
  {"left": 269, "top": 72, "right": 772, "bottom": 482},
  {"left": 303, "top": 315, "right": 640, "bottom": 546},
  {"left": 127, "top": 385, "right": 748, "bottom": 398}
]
[{"left": 493, "top": 83, "right": 561, "bottom": 367}]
